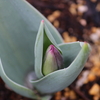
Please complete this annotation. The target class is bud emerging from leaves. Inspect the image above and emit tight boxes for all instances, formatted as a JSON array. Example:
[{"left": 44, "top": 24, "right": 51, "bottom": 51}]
[{"left": 42, "top": 45, "right": 63, "bottom": 75}]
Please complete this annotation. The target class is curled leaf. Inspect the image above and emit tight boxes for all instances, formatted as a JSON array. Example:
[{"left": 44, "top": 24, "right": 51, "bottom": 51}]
[{"left": 31, "top": 42, "right": 91, "bottom": 94}]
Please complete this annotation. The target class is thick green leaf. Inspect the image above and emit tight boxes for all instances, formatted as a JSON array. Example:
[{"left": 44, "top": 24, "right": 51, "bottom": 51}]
[
  {"left": 0, "top": 0, "right": 63, "bottom": 98},
  {"left": 44, "top": 24, "right": 62, "bottom": 53},
  {"left": 41, "top": 95, "right": 52, "bottom": 100},
  {"left": 58, "top": 42, "right": 83, "bottom": 68},
  {"left": 35, "top": 21, "right": 62, "bottom": 78},
  {"left": 34, "top": 21, "right": 44, "bottom": 78},
  {"left": 0, "top": 60, "right": 39, "bottom": 99},
  {"left": 30, "top": 42, "right": 90, "bottom": 94}
]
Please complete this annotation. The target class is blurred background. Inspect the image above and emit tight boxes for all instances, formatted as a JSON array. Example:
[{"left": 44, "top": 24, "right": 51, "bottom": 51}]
[{"left": 0, "top": 0, "right": 100, "bottom": 100}]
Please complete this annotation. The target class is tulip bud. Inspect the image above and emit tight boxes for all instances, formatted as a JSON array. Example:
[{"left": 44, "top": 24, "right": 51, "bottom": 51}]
[{"left": 42, "top": 45, "right": 63, "bottom": 75}]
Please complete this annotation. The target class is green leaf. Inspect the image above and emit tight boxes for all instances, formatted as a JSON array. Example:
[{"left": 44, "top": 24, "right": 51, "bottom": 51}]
[
  {"left": 0, "top": 60, "right": 39, "bottom": 99},
  {"left": 58, "top": 42, "right": 83, "bottom": 68},
  {"left": 30, "top": 42, "right": 90, "bottom": 94},
  {"left": 41, "top": 95, "right": 52, "bottom": 100},
  {"left": 44, "top": 24, "right": 62, "bottom": 53},
  {"left": 34, "top": 21, "right": 62, "bottom": 78},
  {"left": 0, "top": 0, "right": 63, "bottom": 98},
  {"left": 34, "top": 21, "right": 44, "bottom": 78}
]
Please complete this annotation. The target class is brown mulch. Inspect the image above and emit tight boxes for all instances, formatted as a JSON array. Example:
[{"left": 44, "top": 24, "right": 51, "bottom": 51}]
[{"left": 0, "top": 0, "right": 100, "bottom": 100}]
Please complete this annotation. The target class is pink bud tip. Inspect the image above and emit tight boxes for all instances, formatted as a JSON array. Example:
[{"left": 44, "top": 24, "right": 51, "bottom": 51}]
[
  {"left": 84, "top": 41, "right": 87, "bottom": 44},
  {"left": 41, "top": 20, "right": 44, "bottom": 23},
  {"left": 49, "top": 45, "right": 55, "bottom": 51}
]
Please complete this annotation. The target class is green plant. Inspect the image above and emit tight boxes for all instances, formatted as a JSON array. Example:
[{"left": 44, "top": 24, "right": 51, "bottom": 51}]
[{"left": 0, "top": 0, "right": 91, "bottom": 100}]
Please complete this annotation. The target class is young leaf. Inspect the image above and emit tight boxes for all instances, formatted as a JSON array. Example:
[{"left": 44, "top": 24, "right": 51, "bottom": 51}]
[
  {"left": 31, "top": 42, "right": 91, "bottom": 94},
  {"left": 34, "top": 21, "right": 62, "bottom": 78}
]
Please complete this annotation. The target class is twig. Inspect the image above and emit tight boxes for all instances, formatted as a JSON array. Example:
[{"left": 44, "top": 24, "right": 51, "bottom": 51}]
[{"left": 70, "top": 85, "right": 90, "bottom": 100}]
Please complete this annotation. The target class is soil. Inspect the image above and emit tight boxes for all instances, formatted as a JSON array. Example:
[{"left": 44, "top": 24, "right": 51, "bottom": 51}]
[{"left": 0, "top": 0, "right": 100, "bottom": 100}]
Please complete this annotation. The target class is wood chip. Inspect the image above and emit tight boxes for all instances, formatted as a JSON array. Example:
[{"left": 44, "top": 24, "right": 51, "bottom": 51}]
[
  {"left": 89, "top": 83, "right": 100, "bottom": 95},
  {"left": 52, "top": 10, "right": 61, "bottom": 18},
  {"left": 63, "top": 32, "right": 77, "bottom": 43},
  {"left": 87, "top": 72, "right": 96, "bottom": 82},
  {"left": 69, "top": 3, "right": 77, "bottom": 15},
  {"left": 53, "top": 20, "right": 60, "bottom": 28},
  {"left": 69, "top": 90, "right": 77, "bottom": 99},
  {"left": 47, "top": 15, "right": 55, "bottom": 22}
]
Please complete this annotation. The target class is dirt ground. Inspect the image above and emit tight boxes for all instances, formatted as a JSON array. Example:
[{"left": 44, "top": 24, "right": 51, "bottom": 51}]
[{"left": 0, "top": 0, "right": 100, "bottom": 100}]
